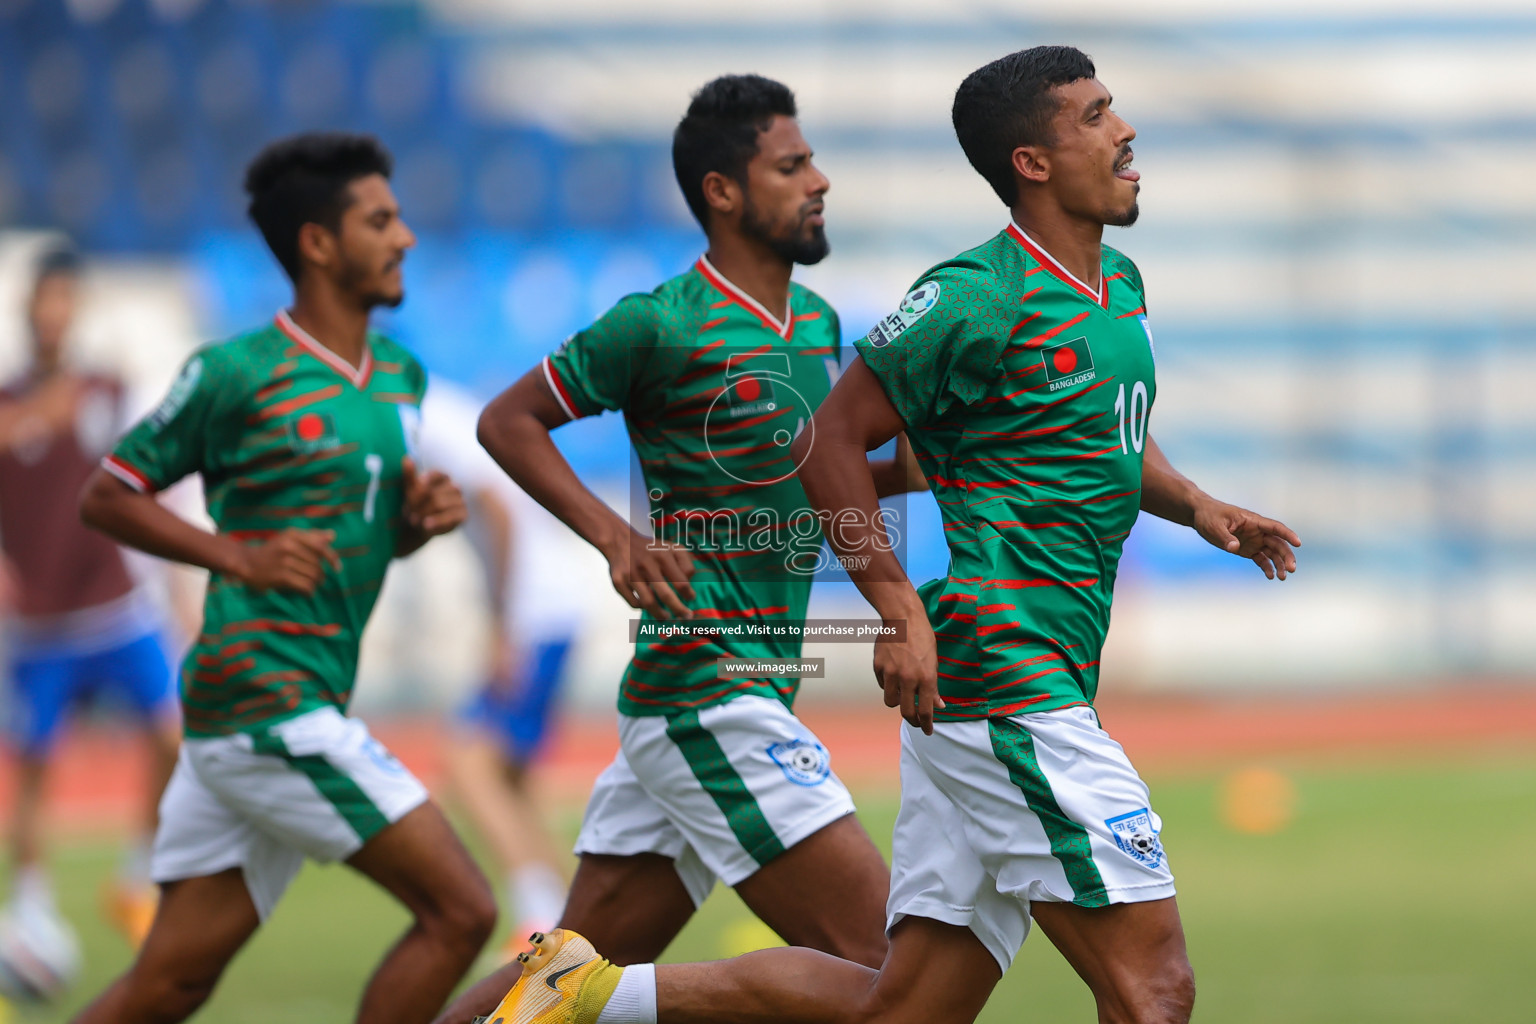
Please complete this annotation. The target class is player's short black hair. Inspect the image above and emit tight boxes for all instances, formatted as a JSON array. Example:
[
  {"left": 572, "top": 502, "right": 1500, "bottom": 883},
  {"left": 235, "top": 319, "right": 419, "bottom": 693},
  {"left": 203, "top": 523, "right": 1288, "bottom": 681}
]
[
  {"left": 953, "top": 46, "right": 1097, "bottom": 205},
  {"left": 31, "top": 243, "right": 80, "bottom": 288},
  {"left": 244, "top": 132, "right": 393, "bottom": 282},
  {"left": 672, "top": 75, "right": 797, "bottom": 228}
]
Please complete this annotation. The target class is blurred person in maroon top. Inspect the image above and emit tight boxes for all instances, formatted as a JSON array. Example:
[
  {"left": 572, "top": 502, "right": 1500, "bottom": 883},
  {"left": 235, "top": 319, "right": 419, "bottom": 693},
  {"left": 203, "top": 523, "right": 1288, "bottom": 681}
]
[{"left": 0, "top": 246, "right": 180, "bottom": 949}]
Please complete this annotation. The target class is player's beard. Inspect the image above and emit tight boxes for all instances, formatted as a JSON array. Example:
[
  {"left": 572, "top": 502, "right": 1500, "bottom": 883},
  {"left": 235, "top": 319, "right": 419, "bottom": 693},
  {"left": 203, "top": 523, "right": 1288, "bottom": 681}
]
[
  {"left": 741, "top": 195, "right": 830, "bottom": 266},
  {"left": 1106, "top": 201, "right": 1140, "bottom": 228},
  {"left": 339, "top": 254, "right": 406, "bottom": 310}
]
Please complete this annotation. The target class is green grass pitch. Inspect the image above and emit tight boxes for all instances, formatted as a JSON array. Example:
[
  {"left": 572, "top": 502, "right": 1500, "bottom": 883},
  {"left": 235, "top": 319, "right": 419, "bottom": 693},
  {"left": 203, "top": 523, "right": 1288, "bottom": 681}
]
[{"left": 13, "top": 754, "right": 1534, "bottom": 1023}]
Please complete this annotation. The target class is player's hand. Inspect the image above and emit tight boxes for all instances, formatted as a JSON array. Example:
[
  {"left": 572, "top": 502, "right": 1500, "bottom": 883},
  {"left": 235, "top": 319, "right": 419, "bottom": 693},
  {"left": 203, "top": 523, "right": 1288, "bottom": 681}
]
[
  {"left": 874, "top": 614, "right": 942, "bottom": 735},
  {"left": 1192, "top": 499, "right": 1301, "bottom": 580},
  {"left": 401, "top": 457, "right": 468, "bottom": 538},
  {"left": 603, "top": 526, "right": 696, "bottom": 619},
  {"left": 238, "top": 529, "right": 341, "bottom": 594}
]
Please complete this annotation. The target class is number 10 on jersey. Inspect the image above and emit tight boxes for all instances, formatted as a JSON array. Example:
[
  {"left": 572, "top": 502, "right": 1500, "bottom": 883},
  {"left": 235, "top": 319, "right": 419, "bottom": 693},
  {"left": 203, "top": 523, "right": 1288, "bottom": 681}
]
[{"left": 1115, "top": 381, "right": 1150, "bottom": 455}]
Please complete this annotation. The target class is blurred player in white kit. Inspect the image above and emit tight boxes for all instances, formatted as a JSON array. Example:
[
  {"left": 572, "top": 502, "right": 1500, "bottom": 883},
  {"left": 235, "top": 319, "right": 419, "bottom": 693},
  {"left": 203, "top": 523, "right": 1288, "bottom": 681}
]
[{"left": 416, "top": 377, "right": 590, "bottom": 944}]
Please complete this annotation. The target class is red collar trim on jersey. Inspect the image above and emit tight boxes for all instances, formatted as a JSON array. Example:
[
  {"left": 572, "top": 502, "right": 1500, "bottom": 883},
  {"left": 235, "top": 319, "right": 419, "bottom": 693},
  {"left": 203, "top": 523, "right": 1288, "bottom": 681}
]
[
  {"left": 1005, "top": 222, "right": 1108, "bottom": 309},
  {"left": 274, "top": 310, "right": 374, "bottom": 389},
  {"left": 695, "top": 256, "right": 794, "bottom": 340}
]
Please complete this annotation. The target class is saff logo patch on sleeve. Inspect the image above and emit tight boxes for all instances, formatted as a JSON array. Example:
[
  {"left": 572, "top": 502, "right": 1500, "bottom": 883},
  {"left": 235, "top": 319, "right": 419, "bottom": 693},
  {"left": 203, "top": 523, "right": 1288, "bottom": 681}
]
[
  {"left": 767, "top": 738, "right": 831, "bottom": 786},
  {"left": 1042, "top": 336, "right": 1096, "bottom": 391},
  {"left": 866, "top": 280, "right": 941, "bottom": 348},
  {"left": 147, "top": 357, "right": 203, "bottom": 431},
  {"left": 396, "top": 404, "right": 422, "bottom": 457},
  {"left": 1105, "top": 807, "right": 1165, "bottom": 869}
]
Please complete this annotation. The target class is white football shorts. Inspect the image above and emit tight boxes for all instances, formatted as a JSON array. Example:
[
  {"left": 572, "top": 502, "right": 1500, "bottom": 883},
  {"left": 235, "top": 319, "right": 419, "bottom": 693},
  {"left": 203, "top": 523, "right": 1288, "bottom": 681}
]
[
  {"left": 887, "top": 705, "right": 1176, "bottom": 972},
  {"left": 574, "top": 694, "right": 857, "bottom": 905},
  {"left": 151, "top": 706, "right": 428, "bottom": 919}
]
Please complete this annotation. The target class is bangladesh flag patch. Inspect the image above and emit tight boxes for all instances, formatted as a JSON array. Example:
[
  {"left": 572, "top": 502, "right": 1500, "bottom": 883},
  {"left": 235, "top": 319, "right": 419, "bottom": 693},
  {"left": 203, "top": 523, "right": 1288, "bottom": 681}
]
[
  {"left": 288, "top": 410, "right": 339, "bottom": 451},
  {"left": 1041, "top": 336, "right": 1096, "bottom": 391},
  {"left": 719, "top": 351, "right": 788, "bottom": 419}
]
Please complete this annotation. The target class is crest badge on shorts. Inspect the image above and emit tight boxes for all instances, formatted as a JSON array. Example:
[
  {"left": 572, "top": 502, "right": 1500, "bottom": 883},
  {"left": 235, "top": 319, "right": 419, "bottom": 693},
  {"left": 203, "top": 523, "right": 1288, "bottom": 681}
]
[
  {"left": 767, "top": 738, "right": 831, "bottom": 787},
  {"left": 363, "top": 737, "right": 407, "bottom": 775},
  {"left": 1105, "top": 808, "right": 1165, "bottom": 869}
]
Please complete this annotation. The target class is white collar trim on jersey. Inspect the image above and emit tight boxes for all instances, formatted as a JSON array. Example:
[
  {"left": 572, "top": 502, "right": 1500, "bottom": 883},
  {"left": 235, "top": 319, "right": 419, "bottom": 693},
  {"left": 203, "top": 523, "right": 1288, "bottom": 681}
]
[
  {"left": 1007, "top": 220, "right": 1107, "bottom": 308},
  {"left": 275, "top": 309, "right": 374, "bottom": 388},
  {"left": 696, "top": 255, "right": 792, "bottom": 339}
]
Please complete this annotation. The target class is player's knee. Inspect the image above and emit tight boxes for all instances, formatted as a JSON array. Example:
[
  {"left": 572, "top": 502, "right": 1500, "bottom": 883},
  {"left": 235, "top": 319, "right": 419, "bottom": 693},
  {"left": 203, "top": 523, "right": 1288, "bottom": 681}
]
[
  {"left": 1120, "top": 959, "right": 1195, "bottom": 1024},
  {"left": 424, "top": 877, "right": 498, "bottom": 952},
  {"left": 126, "top": 967, "right": 220, "bottom": 1023},
  {"left": 1162, "top": 960, "right": 1197, "bottom": 1022}
]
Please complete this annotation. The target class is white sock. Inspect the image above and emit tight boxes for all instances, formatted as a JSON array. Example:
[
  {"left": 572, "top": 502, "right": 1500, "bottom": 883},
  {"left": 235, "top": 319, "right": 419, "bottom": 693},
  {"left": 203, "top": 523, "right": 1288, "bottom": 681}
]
[
  {"left": 510, "top": 864, "right": 566, "bottom": 931},
  {"left": 595, "top": 963, "right": 657, "bottom": 1024}
]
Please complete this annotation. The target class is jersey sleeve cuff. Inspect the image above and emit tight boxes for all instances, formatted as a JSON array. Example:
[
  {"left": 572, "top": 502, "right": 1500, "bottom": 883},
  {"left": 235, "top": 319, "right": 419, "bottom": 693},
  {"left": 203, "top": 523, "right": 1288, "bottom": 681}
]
[
  {"left": 541, "top": 355, "right": 586, "bottom": 421},
  {"left": 102, "top": 455, "right": 155, "bottom": 493}
]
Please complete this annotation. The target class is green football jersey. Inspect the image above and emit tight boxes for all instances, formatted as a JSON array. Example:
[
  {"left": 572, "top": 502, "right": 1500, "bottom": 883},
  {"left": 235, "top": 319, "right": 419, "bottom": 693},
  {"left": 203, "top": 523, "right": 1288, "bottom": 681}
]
[
  {"left": 105, "top": 312, "right": 427, "bottom": 738},
  {"left": 544, "top": 257, "right": 841, "bottom": 716},
  {"left": 856, "top": 223, "right": 1156, "bottom": 720}
]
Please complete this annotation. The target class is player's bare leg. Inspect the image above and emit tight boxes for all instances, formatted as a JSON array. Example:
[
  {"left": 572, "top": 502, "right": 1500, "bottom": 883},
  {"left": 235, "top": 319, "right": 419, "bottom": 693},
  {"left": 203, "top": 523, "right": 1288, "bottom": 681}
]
[
  {"left": 1031, "top": 897, "right": 1195, "bottom": 1024},
  {"left": 559, "top": 852, "right": 699, "bottom": 964},
  {"left": 346, "top": 801, "right": 497, "bottom": 1024},
  {"left": 732, "top": 814, "right": 888, "bottom": 968},
  {"left": 655, "top": 917, "right": 998, "bottom": 1024},
  {"left": 442, "top": 817, "right": 889, "bottom": 1024},
  {"left": 71, "top": 867, "right": 259, "bottom": 1024},
  {"left": 8, "top": 752, "right": 48, "bottom": 888},
  {"left": 551, "top": 813, "right": 887, "bottom": 969},
  {"left": 431, "top": 852, "right": 697, "bottom": 1024},
  {"left": 488, "top": 916, "right": 997, "bottom": 1024}
]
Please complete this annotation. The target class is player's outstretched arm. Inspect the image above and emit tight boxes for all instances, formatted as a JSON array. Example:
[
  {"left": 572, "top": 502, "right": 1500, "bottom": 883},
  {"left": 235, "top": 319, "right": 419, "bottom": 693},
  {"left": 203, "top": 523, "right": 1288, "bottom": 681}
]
[
  {"left": 791, "top": 357, "right": 943, "bottom": 733},
  {"left": 477, "top": 368, "right": 696, "bottom": 620},
  {"left": 1140, "top": 434, "right": 1301, "bottom": 581},
  {"left": 79, "top": 469, "right": 340, "bottom": 593}
]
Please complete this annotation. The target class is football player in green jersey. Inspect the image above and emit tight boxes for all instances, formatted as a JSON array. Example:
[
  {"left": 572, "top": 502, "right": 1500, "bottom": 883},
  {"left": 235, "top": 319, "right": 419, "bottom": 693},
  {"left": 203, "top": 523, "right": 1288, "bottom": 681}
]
[
  {"left": 474, "top": 46, "right": 1302, "bottom": 1024},
  {"left": 71, "top": 134, "right": 497, "bottom": 1024},
  {"left": 437, "top": 76, "right": 925, "bottom": 1024}
]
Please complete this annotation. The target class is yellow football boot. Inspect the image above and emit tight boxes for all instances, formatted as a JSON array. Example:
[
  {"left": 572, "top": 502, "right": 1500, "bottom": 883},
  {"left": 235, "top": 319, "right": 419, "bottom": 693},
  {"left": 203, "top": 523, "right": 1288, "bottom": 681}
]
[{"left": 473, "top": 929, "right": 622, "bottom": 1024}]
